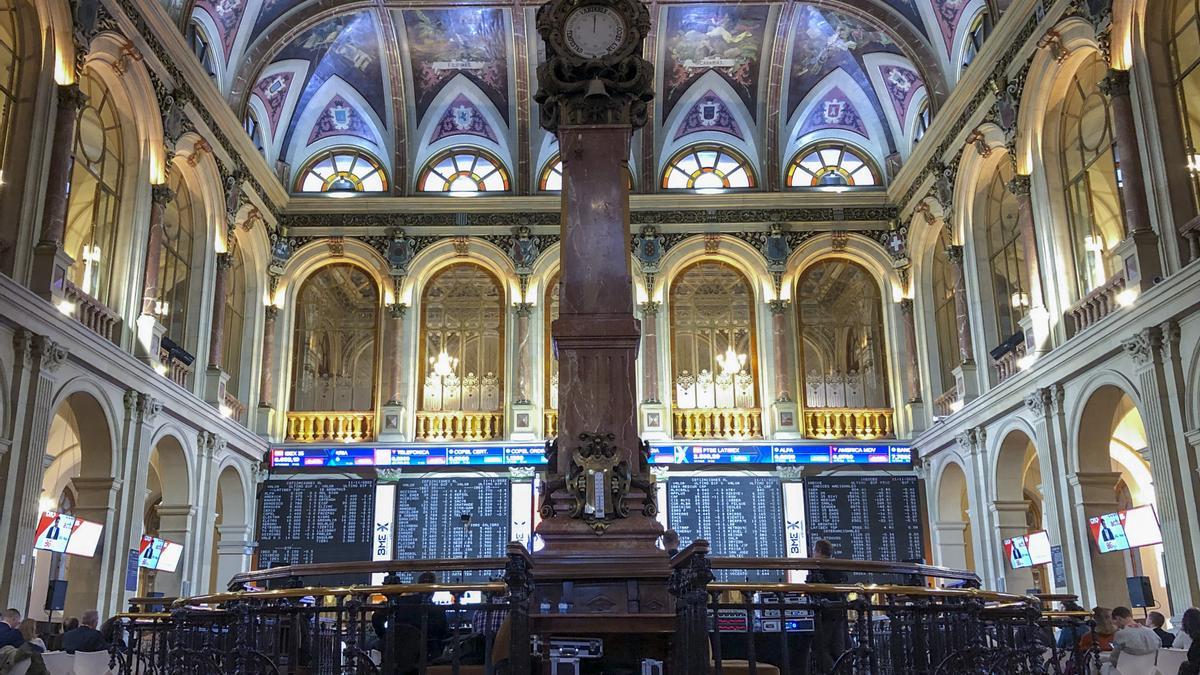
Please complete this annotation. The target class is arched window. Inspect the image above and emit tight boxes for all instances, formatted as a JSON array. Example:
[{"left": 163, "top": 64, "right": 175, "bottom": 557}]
[
  {"left": 295, "top": 148, "right": 388, "bottom": 194},
  {"left": 243, "top": 110, "right": 264, "bottom": 154},
  {"left": 662, "top": 144, "right": 755, "bottom": 191},
  {"left": 786, "top": 143, "right": 880, "bottom": 188},
  {"left": 0, "top": 0, "right": 24, "bottom": 180},
  {"left": 981, "top": 162, "right": 1029, "bottom": 343},
  {"left": 669, "top": 261, "right": 759, "bottom": 438},
  {"left": 289, "top": 264, "right": 379, "bottom": 413},
  {"left": 185, "top": 20, "right": 216, "bottom": 79},
  {"left": 931, "top": 244, "right": 961, "bottom": 395},
  {"left": 539, "top": 154, "right": 634, "bottom": 192},
  {"left": 64, "top": 70, "right": 124, "bottom": 304},
  {"left": 418, "top": 264, "right": 505, "bottom": 440},
  {"left": 221, "top": 244, "right": 247, "bottom": 399},
  {"left": 1057, "top": 54, "right": 1125, "bottom": 298},
  {"left": 960, "top": 10, "right": 990, "bottom": 72},
  {"left": 418, "top": 149, "right": 509, "bottom": 193},
  {"left": 797, "top": 260, "right": 890, "bottom": 412},
  {"left": 913, "top": 100, "right": 931, "bottom": 144},
  {"left": 1168, "top": 0, "right": 1200, "bottom": 212},
  {"left": 157, "top": 170, "right": 200, "bottom": 346}
]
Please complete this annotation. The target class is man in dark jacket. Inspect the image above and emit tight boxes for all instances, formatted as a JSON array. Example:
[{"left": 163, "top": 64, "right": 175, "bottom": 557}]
[
  {"left": 807, "top": 540, "right": 849, "bottom": 672},
  {"left": 0, "top": 609, "right": 24, "bottom": 649},
  {"left": 62, "top": 610, "right": 109, "bottom": 654},
  {"left": 373, "top": 573, "right": 449, "bottom": 662}
]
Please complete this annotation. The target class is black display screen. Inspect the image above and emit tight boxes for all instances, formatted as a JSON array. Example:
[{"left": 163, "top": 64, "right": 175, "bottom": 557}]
[
  {"left": 803, "top": 475, "right": 925, "bottom": 581},
  {"left": 257, "top": 478, "right": 376, "bottom": 586},
  {"left": 667, "top": 476, "right": 786, "bottom": 581},
  {"left": 392, "top": 477, "right": 511, "bottom": 582}
]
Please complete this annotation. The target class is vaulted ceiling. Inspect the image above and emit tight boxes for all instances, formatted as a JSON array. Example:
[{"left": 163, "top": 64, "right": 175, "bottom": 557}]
[{"left": 177, "top": 0, "right": 997, "bottom": 196}]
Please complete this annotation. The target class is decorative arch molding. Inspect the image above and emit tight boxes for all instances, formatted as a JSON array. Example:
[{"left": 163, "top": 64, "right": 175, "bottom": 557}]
[
  {"left": 987, "top": 421, "right": 1039, "bottom": 503},
  {"left": 1013, "top": 18, "right": 1102, "bottom": 175},
  {"left": 658, "top": 71, "right": 760, "bottom": 176},
  {"left": 277, "top": 237, "right": 392, "bottom": 308},
  {"left": 783, "top": 232, "right": 901, "bottom": 302},
  {"left": 399, "top": 238, "right": 517, "bottom": 306},
  {"left": 862, "top": 51, "right": 928, "bottom": 159},
  {"left": 785, "top": 68, "right": 890, "bottom": 170},
  {"left": 170, "top": 131, "right": 226, "bottom": 253},
  {"left": 46, "top": 379, "right": 120, "bottom": 479},
  {"left": 950, "top": 122, "right": 1008, "bottom": 246},
  {"left": 1110, "top": 0, "right": 1144, "bottom": 70},
  {"left": 945, "top": 0, "right": 991, "bottom": 83},
  {"left": 213, "top": 459, "right": 253, "bottom": 529},
  {"left": 30, "top": 0, "right": 74, "bottom": 82},
  {"left": 1068, "top": 371, "right": 1147, "bottom": 475},
  {"left": 525, "top": 241, "right": 561, "bottom": 305},
  {"left": 83, "top": 32, "right": 168, "bottom": 183},
  {"left": 188, "top": 8, "right": 229, "bottom": 88},
  {"left": 146, "top": 426, "right": 196, "bottom": 503},
  {"left": 655, "top": 234, "right": 772, "bottom": 304},
  {"left": 247, "top": 59, "right": 311, "bottom": 165},
  {"left": 412, "top": 75, "right": 512, "bottom": 179},
  {"left": 284, "top": 75, "right": 391, "bottom": 178},
  {"left": 930, "top": 453, "right": 973, "bottom": 521}
]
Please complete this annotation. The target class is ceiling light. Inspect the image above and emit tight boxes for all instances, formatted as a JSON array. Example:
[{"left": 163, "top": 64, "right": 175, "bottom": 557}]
[{"left": 325, "top": 176, "right": 358, "bottom": 197}]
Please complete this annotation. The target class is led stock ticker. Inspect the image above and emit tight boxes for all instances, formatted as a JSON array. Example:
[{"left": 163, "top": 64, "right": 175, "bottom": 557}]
[{"left": 269, "top": 441, "right": 913, "bottom": 468}]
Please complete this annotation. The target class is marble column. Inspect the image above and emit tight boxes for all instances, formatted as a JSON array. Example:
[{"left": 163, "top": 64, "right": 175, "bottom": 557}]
[
  {"left": 513, "top": 303, "right": 533, "bottom": 404},
  {"left": 140, "top": 185, "right": 174, "bottom": 316},
  {"left": 385, "top": 303, "right": 407, "bottom": 405},
  {"left": 899, "top": 299, "right": 922, "bottom": 403},
  {"left": 768, "top": 300, "right": 793, "bottom": 402},
  {"left": 257, "top": 306, "right": 277, "bottom": 408},
  {"left": 945, "top": 244, "right": 974, "bottom": 364},
  {"left": 1068, "top": 471, "right": 1127, "bottom": 608},
  {"left": 1102, "top": 69, "right": 1162, "bottom": 286},
  {"left": 638, "top": 301, "right": 660, "bottom": 403},
  {"left": 1006, "top": 176, "right": 1046, "bottom": 312},
  {"left": 207, "top": 252, "right": 231, "bottom": 368},
  {"left": 31, "top": 85, "right": 86, "bottom": 300},
  {"left": 0, "top": 332, "right": 68, "bottom": 611}
]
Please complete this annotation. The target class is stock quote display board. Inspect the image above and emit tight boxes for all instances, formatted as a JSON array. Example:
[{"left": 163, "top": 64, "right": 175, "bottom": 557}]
[
  {"left": 803, "top": 475, "right": 924, "bottom": 579},
  {"left": 257, "top": 479, "right": 376, "bottom": 585},
  {"left": 392, "top": 477, "right": 510, "bottom": 582},
  {"left": 667, "top": 476, "right": 786, "bottom": 581}
]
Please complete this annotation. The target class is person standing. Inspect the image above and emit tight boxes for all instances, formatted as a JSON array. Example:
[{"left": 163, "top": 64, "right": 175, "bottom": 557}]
[
  {"left": 62, "top": 609, "right": 109, "bottom": 654},
  {"left": 661, "top": 530, "right": 681, "bottom": 557},
  {"left": 808, "top": 539, "right": 849, "bottom": 672}
]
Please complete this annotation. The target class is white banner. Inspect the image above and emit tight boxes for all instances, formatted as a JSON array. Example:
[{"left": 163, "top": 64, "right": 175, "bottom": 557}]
[
  {"left": 372, "top": 484, "right": 396, "bottom": 585},
  {"left": 782, "top": 481, "right": 807, "bottom": 583}
]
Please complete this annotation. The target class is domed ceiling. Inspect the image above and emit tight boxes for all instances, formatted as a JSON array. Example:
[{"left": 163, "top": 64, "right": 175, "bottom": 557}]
[{"left": 180, "top": 0, "right": 996, "bottom": 196}]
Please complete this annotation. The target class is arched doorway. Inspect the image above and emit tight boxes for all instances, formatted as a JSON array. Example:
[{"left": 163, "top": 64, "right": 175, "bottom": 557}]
[
  {"left": 1075, "top": 386, "right": 1167, "bottom": 612},
  {"left": 933, "top": 461, "right": 975, "bottom": 572},
  {"left": 209, "top": 466, "right": 250, "bottom": 593},
  {"left": 141, "top": 435, "right": 192, "bottom": 597},
  {"left": 30, "top": 392, "right": 114, "bottom": 620},
  {"left": 993, "top": 430, "right": 1047, "bottom": 595}
]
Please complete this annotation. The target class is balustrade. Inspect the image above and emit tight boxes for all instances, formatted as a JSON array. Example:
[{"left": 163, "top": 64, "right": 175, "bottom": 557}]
[
  {"left": 286, "top": 411, "right": 375, "bottom": 442},
  {"left": 672, "top": 407, "right": 762, "bottom": 439},
  {"left": 993, "top": 339, "right": 1028, "bottom": 384},
  {"left": 221, "top": 391, "right": 246, "bottom": 423},
  {"left": 1065, "top": 269, "right": 1128, "bottom": 336},
  {"left": 63, "top": 279, "right": 120, "bottom": 343},
  {"left": 158, "top": 347, "right": 193, "bottom": 388},
  {"left": 415, "top": 410, "right": 503, "bottom": 441},
  {"left": 934, "top": 385, "right": 961, "bottom": 417},
  {"left": 1184, "top": 215, "right": 1200, "bottom": 262},
  {"left": 802, "top": 407, "right": 894, "bottom": 439},
  {"left": 544, "top": 409, "right": 558, "bottom": 438}
]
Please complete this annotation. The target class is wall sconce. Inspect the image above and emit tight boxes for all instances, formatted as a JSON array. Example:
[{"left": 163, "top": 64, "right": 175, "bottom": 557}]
[{"left": 1010, "top": 292, "right": 1030, "bottom": 309}]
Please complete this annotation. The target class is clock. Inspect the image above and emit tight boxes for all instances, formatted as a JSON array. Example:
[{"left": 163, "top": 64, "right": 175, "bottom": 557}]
[{"left": 563, "top": 5, "right": 627, "bottom": 59}]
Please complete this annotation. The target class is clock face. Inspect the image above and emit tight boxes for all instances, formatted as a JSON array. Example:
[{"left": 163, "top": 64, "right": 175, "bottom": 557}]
[{"left": 564, "top": 5, "right": 627, "bottom": 59}]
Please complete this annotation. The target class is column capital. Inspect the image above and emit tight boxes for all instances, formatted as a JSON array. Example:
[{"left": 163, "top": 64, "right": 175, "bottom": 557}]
[
  {"left": 513, "top": 301, "right": 534, "bottom": 318},
  {"left": 1121, "top": 325, "right": 1164, "bottom": 367},
  {"left": 767, "top": 299, "right": 790, "bottom": 315},
  {"left": 1006, "top": 174, "right": 1032, "bottom": 197},
  {"left": 215, "top": 251, "right": 233, "bottom": 270},
  {"left": 1023, "top": 384, "right": 1064, "bottom": 419},
  {"left": 387, "top": 302, "right": 408, "bottom": 319},
  {"left": 264, "top": 305, "right": 279, "bottom": 320},
  {"left": 899, "top": 298, "right": 914, "bottom": 315},
  {"left": 1100, "top": 68, "right": 1131, "bottom": 98},
  {"left": 638, "top": 300, "right": 660, "bottom": 316},
  {"left": 945, "top": 243, "right": 964, "bottom": 265},
  {"left": 150, "top": 185, "right": 175, "bottom": 206},
  {"left": 57, "top": 83, "right": 88, "bottom": 112}
]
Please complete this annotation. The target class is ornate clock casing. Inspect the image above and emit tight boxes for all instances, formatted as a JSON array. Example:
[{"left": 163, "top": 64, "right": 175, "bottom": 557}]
[{"left": 534, "top": 0, "right": 654, "bottom": 131}]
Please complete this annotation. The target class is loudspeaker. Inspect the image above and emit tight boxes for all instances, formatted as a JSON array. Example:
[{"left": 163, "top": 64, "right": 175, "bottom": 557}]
[
  {"left": 44, "top": 580, "right": 68, "bottom": 611},
  {"left": 550, "top": 657, "right": 580, "bottom": 675},
  {"left": 1127, "top": 576, "right": 1154, "bottom": 608}
]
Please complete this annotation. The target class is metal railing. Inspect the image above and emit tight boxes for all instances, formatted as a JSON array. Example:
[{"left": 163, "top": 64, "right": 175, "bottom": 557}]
[
  {"left": 415, "top": 411, "right": 503, "bottom": 441},
  {"left": 673, "top": 407, "right": 763, "bottom": 439},
  {"left": 802, "top": 408, "right": 895, "bottom": 440},
  {"left": 286, "top": 411, "right": 376, "bottom": 442}
]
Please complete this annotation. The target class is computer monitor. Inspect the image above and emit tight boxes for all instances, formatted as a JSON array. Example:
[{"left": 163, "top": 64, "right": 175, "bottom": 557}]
[
  {"left": 1088, "top": 505, "right": 1163, "bottom": 553},
  {"left": 138, "top": 535, "right": 184, "bottom": 572},
  {"left": 33, "top": 511, "right": 103, "bottom": 557},
  {"left": 1004, "top": 530, "right": 1052, "bottom": 569}
]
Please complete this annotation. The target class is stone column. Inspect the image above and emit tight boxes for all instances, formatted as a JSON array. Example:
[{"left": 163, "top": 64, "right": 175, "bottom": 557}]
[
  {"left": 258, "top": 306, "right": 278, "bottom": 409},
  {"left": 1024, "top": 385, "right": 1077, "bottom": 593},
  {"left": 379, "top": 302, "right": 408, "bottom": 440},
  {"left": 1006, "top": 176, "right": 1051, "bottom": 353},
  {"left": 31, "top": 85, "right": 87, "bottom": 301},
  {"left": 768, "top": 300, "right": 800, "bottom": 438},
  {"left": 214, "top": 524, "right": 253, "bottom": 592},
  {"left": 957, "top": 429, "right": 995, "bottom": 586},
  {"left": 1067, "top": 471, "right": 1127, "bottom": 608},
  {"left": 932, "top": 520, "right": 970, "bottom": 570},
  {"left": 205, "top": 253, "right": 232, "bottom": 409},
  {"left": 1122, "top": 324, "right": 1200, "bottom": 614},
  {"left": 511, "top": 303, "right": 536, "bottom": 440},
  {"left": 140, "top": 185, "right": 174, "bottom": 316},
  {"left": 638, "top": 301, "right": 660, "bottom": 403},
  {"left": 946, "top": 244, "right": 979, "bottom": 403},
  {"left": 0, "top": 332, "right": 68, "bottom": 612},
  {"left": 993, "top": 500, "right": 1037, "bottom": 594},
  {"left": 65, "top": 477, "right": 122, "bottom": 617},
  {"left": 1101, "top": 69, "right": 1162, "bottom": 287},
  {"left": 899, "top": 299, "right": 921, "bottom": 402},
  {"left": 153, "top": 504, "right": 197, "bottom": 596}
]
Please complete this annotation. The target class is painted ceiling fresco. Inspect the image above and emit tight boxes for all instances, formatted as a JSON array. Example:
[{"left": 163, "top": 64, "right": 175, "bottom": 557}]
[{"left": 189, "top": 0, "right": 995, "bottom": 194}]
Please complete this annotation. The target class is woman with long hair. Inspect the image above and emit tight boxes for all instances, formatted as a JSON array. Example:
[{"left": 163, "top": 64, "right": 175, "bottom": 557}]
[{"left": 1180, "top": 608, "right": 1200, "bottom": 675}]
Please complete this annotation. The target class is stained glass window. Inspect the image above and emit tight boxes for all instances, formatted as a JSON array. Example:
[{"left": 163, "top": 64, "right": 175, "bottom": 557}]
[
  {"left": 418, "top": 149, "right": 510, "bottom": 193},
  {"left": 296, "top": 148, "right": 388, "bottom": 193},
  {"left": 662, "top": 145, "right": 755, "bottom": 190},
  {"left": 787, "top": 144, "right": 880, "bottom": 188}
]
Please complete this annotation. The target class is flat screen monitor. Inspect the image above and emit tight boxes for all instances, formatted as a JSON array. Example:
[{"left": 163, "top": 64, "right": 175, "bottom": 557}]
[
  {"left": 1089, "top": 505, "right": 1163, "bottom": 553},
  {"left": 138, "top": 535, "right": 184, "bottom": 572},
  {"left": 1004, "top": 530, "right": 1052, "bottom": 569},
  {"left": 33, "top": 511, "right": 103, "bottom": 557}
]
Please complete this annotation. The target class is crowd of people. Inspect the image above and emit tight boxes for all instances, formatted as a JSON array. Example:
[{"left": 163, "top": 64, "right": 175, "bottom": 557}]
[
  {"left": 0, "top": 607, "right": 113, "bottom": 674},
  {"left": 1056, "top": 602, "right": 1200, "bottom": 674}
]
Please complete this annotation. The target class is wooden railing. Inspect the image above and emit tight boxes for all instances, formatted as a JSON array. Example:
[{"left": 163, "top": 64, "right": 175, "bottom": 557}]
[
  {"left": 1065, "top": 269, "right": 1127, "bottom": 336},
  {"left": 63, "top": 279, "right": 120, "bottom": 343},
  {"left": 222, "top": 391, "right": 246, "bottom": 423},
  {"left": 802, "top": 407, "right": 894, "bottom": 439},
  {"left": 544, "top": 410, "right": 558, "bottom": 438},
  {"left": 934, "top": 385, "right": 961, "bottom": 417},
  {"left": 672, "top": 407, "right": 762, "bottom": 439},
  {"left": 158, "top": 347, "right": 193, "bottom": 388},
  {"left": 415, "top": 411, "right": 502, "bottom": 441},
  {"left": 286, "top": 411, "right": 375, "bottom": 442}
]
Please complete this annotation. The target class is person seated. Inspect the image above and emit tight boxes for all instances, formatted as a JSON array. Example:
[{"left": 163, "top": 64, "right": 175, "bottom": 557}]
[
  {"left": 1106, "top": 606, "right": 1160, "bottom": 672},
  {"left": 1149, "top": 611, "right": 1176, "bottom": 648},
  {"left": 1057, "top": 601, "right": 1091, "bottom": 652},
  {"left": 1178, "top": 608, "right": 1199, "bottom": 675},
  {"left": 62, "top": 609, "right": 109, "bottom": 654},
  {"left": 62, "top": 618, "right": 79, "bottom": 632},
  {"left": 372, "top": 572, "right": 448, "bottom": 661},
  {"left": 1077, "top": 607, "right": 1117, "bottom": 658},
  {"left": 0, "top": 610, "right": 24, "bottom": 649},
  {"left": 18, "top": 619, "right": 44, "bottom": 652},
  {"left": 1178, "top": 608, "right": 1199, "bottom": 652}
]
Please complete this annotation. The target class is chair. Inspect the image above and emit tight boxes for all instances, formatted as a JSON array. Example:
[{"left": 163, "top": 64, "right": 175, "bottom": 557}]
[
  {"left": 73, "top": 650, "right": 113, "bottom": 675},
  {"left": 1115, "top": 651, "right": 1159, "bottom": 675},
  {"left": 42, "top": 651, "right": 74, "bottom": 675},
  {"left": 9, "top": 659, "right": 32, "bottom": 675},
  {"left": 1155, "top": 648, "right": 1189, "bottom": 675}
]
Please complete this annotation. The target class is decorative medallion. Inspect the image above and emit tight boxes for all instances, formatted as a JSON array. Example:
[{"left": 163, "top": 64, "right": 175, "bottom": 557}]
[
  {"left": 798, "top": 86, "right": 869, "bottom": 138},
  {"left": 673, "top": 91, "right": 743, "bottom": 140},
  {"left": 307, "top": 95, "right": 376, "bottom": 144},
  {"left": 431, "top": 94, "right": 498, "bottom": 143},
  {"left": 879, "top": 64, "right": 923, "bottom": 123}
]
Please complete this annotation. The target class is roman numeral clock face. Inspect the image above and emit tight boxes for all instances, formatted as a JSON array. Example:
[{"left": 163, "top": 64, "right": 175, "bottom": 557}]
[{"left": 563, "top": 5, "right": 627, "bottom": 59}]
